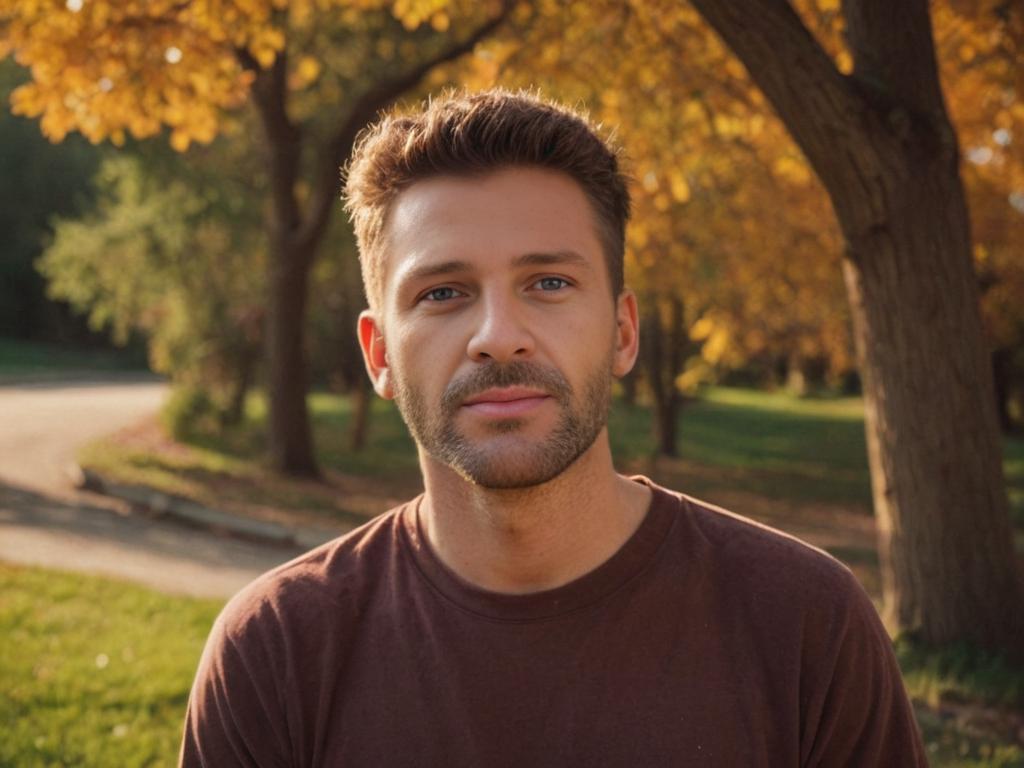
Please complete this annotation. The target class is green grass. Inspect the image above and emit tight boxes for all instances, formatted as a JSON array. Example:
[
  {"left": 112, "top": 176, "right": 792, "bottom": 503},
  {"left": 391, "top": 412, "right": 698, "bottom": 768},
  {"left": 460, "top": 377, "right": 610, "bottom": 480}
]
[
  {"left": 0, "top": 336, "right": 147, "bottom": 378},
  {"left": 897, "top": 638, "right": 1024, "bottom": 710},
  {"left": 1001, "top": 435, "right": 1024, "bottom": 530},
  {"left": 895, "top": 638, "right": 1024, "bottom": 766},
  {"left": 0, "top": 564, "right": 222, "bottom": 767},
  {"left": 609, "top": 387, "right": 874, "bottom": 509}
]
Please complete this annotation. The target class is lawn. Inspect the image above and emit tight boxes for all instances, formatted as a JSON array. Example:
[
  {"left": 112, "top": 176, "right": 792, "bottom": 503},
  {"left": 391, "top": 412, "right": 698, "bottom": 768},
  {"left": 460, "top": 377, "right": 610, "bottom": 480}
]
[
  {"left": 609, "top": 387, "right": 874, "bottom": 509},
  {"left": 0, "top": 564, "right": 220, "bottom": 767}
]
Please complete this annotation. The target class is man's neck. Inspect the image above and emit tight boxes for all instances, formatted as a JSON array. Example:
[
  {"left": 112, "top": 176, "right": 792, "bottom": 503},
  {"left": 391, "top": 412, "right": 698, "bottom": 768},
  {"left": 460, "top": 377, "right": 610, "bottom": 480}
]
[{"left": 417, "top": 431, "right": 652, "bottom": 594}]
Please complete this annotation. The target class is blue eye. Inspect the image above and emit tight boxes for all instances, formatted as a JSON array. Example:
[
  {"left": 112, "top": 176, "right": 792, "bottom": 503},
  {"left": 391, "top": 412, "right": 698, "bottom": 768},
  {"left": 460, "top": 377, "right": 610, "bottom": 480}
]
[
  {"left": 536, "top": 277, "right": 569, "bottom": 291},
  {"left": 423, "top": 286, "right": 462, "bottom": 302}
]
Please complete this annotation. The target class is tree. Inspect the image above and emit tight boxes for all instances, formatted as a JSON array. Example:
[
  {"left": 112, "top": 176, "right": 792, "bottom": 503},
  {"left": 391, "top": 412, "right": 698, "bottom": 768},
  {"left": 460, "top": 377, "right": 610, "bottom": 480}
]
[
  {"left": 38, "top": 152, "right": 267, "bottom": 430},
  {"left": 682, "top": 0, "right": 1023, "bottom": 653},
  {"left": 1, "top": 0, "right": 512, "bottom": 475}
]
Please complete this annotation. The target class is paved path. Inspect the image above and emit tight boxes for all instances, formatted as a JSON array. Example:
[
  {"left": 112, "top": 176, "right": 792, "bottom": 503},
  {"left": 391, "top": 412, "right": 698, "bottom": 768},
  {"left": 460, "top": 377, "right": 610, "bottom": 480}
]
[{"left": 0, "top": 376, "right": 305, "bottom": 599}]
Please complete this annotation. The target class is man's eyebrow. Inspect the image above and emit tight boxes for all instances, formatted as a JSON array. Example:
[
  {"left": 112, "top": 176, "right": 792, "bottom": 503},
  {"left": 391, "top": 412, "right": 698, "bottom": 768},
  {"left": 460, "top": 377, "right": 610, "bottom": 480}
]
[
  {"left": 398, "top": 251, "right": 590, "bottom": 287},
  {"left": 511, "top": 250, "right": 592, "bottom": 270},
  {"left": 398, "top": 259, "right": 473, "bottom": 287}
]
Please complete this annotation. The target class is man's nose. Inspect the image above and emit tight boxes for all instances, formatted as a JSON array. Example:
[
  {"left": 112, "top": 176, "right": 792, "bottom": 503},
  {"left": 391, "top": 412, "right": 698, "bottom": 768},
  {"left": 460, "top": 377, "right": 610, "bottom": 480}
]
[{"left": 466, "top": 294, "right": 535, "bottom": 363}]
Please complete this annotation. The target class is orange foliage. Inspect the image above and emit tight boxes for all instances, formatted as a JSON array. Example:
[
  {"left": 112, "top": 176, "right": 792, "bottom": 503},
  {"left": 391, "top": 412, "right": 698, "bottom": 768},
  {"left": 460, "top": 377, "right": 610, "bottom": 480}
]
[{"left": 3, "top": 0, "right": 1020, "bottom": 382}]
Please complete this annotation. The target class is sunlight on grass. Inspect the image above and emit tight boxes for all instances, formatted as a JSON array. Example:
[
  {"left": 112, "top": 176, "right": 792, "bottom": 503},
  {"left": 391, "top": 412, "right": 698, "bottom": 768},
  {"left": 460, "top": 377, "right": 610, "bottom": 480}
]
[
  {"left": 898, "top": 638, "right": 1024, "bottom": 710},
  {"left": 902, "top": 635, "right": 1024, "bottom": 767},
  {"left": 701, "top": 386, "right": 866, "bottom": 420},
  {"left": 0, "top": 564, "right": 222, "bottom": 767}
]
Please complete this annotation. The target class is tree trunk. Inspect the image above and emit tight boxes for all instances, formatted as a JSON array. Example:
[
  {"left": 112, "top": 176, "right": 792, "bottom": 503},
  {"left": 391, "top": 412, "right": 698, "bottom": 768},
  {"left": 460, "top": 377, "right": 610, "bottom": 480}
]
[
  {"left": 688, "top": 0, "right": 1024, "bottom": 653},
  {"left": 991, "top": 347, "right": 1014, "bottom": 433},
  {"left": 840, "top": 161, "right": 1021, "bottom": 649},
  {"left": 785, "top": 351, "right": 808, "bottom": 396},
  {"left": 643, "top": 297, "right": 685, "bottom": 457},
  {"left": 222, "top": 343, "right": 259, "bottom": 428},
  {"left": 265, "top": 236, "right": 319, "bottom": 475},
  {"left": 349, "top": 376, "right": 373, "bottom": 452}
]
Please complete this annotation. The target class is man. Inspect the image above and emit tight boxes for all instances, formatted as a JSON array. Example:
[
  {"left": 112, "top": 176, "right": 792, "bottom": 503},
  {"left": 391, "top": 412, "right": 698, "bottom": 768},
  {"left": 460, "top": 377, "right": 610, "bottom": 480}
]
[{"left": 180, "top": 89, "right": 927, "bottom": 766}]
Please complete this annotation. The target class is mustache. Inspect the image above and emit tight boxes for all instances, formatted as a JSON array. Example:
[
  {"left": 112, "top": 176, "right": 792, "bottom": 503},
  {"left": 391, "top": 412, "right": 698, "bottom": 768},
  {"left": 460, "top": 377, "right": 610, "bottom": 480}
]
[{"left": 441, "top": 361, "right": 572, "bottom": 412}]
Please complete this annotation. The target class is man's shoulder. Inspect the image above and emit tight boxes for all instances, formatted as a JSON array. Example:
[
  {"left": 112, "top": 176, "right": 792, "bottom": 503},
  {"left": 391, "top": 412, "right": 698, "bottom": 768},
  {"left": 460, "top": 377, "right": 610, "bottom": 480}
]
[
  {"left": 647, "top": 480, "right": 866, "bottom": 612},
  {"left": 213, "top": 498, "right": 416, "bottom": 642}
]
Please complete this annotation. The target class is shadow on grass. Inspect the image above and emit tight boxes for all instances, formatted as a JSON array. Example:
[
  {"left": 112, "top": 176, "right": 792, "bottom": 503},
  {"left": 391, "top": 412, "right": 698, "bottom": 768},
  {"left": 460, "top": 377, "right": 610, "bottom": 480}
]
[
  {"left": 1002, "top": 436, "right": 1024, "bottom": 530},
  {"left": 824, "top": 544, "right": 880, "bottom": 567},
  {"left": 182, "top": 394, "right": 421, "bottom": 480},
  {"left": 609, "top": 391, "right": 874, "bottom": 512}
]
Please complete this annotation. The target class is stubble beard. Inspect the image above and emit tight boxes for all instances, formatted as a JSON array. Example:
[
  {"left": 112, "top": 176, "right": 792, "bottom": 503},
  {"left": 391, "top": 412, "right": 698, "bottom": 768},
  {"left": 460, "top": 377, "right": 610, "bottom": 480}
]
[{"left": 392, "top": 356, "right": 613, "bottom": 490}]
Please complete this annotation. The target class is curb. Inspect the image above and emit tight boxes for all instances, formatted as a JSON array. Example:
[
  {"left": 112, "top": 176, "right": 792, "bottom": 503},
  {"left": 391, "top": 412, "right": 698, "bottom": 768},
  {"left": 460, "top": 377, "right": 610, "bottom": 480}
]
[
  {"left": 71, "top": 465, "right": 345, "bottom": 551},
  {"left": 0, "top": 371, "right": 164, "bottom": 387}
]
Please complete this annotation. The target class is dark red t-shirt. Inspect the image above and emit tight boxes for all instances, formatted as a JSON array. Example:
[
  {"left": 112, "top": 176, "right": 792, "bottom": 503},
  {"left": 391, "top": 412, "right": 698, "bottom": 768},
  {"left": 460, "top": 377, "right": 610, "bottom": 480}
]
[{"left": 180, "top": 478, "right": 927, "bottom": 767}]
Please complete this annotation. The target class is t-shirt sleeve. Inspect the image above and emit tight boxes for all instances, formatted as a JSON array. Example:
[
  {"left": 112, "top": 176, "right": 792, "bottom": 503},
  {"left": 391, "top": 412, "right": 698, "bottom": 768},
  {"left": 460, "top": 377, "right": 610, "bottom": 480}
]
[
  {"left": 179, "top": 601, "right": 292, "bottom": 768},
  {"left": 799, "top": 570, "right": 929, "bottom": 767}
]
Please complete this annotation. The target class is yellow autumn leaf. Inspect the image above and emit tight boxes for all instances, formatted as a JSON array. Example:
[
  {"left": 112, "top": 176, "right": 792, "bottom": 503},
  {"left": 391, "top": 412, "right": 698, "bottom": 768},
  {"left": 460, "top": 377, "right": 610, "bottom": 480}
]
[
  {"left": 170, "top": 129, "right": 191, "bottom": 152},
  {"left": 431, "top": 12, "right": 450, "bottom": 32},
  {"left": 668, "top": 170, "right": 691, "bottom": 204}
]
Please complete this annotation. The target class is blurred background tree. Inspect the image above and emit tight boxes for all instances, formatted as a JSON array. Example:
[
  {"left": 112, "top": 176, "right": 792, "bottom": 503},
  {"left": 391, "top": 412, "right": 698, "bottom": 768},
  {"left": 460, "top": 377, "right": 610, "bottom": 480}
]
[{"left": 38, "top": 149, "right": 267, "bottom": 435}]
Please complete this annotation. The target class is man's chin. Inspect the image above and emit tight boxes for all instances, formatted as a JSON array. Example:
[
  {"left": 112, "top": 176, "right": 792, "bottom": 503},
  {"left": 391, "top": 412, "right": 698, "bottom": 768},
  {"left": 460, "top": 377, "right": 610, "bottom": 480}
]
[
  {"left": 439, "top": 438, "right": 591, "bottom": 490},
  {"left": 456, "top": 465, "right": 567, "bottom": 491}
]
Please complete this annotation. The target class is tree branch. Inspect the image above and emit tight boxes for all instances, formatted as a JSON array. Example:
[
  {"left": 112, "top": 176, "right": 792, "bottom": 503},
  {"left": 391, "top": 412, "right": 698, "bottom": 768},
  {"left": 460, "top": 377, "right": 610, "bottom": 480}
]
[
  {"left": 686, "top": 0, "right": 897, "bottom": 240},
  {"left": 842, "top": 0, "right": 949, "bottom": 119},
  {"left": 296, "top": 1, "right": 514, "bottom": 252}
]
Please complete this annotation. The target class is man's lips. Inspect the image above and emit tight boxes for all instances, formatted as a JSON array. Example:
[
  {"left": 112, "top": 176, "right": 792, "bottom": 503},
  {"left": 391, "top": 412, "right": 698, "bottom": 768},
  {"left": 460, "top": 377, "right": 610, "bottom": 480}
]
[{"left": 461, "top": 387, "right": 551, "bottom": 417}]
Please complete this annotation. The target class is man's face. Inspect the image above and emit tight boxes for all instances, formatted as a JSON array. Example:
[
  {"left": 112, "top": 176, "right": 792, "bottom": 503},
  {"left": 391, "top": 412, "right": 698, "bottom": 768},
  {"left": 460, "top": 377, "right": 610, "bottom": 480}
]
[{"left": 358, "top": 167, "right": 638, "bottom": 489}]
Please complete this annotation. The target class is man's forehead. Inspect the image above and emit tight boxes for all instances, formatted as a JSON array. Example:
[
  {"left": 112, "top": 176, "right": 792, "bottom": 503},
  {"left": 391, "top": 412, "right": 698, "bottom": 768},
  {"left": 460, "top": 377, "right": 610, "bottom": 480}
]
[{"left": 378, "top": 168, "right": 604, "bottom": 292}]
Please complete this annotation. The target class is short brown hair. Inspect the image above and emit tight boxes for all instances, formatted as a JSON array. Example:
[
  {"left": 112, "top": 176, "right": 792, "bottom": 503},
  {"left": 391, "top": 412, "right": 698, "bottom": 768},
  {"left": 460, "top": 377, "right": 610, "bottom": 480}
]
[{"left": 343, "top": 88, "right": 630, "bottom": 309}]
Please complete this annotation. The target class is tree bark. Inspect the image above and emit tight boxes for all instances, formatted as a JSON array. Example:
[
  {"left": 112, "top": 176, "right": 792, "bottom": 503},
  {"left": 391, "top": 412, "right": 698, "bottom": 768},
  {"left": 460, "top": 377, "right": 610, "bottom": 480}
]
[
  {"left": 349, "top": 376, "right": 373, "bottom": 452},
  {"left": 222, "top": 342, "right": 259, "bottom": 428},
  {"left": 688, "top": 0, "right": 1024, "bottom": 652},
  {"left": 991, "top": 347, "right": 1015, "bottom": 433},
  {"left": 266, "top": 235, "right": 319, "bottom": 474},
  {"left": 643, "top": 297, "right": 685, "bottom": 457}
]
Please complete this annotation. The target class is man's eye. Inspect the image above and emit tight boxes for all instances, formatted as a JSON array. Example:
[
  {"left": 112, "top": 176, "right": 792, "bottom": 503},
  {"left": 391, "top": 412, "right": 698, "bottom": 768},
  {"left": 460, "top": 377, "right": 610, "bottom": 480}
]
[
  {"left": 535, "top": 277, "right": 570, "bottom": 291},
  {"left": 422, "top": 286, "right": 462, "bottom": 302}
]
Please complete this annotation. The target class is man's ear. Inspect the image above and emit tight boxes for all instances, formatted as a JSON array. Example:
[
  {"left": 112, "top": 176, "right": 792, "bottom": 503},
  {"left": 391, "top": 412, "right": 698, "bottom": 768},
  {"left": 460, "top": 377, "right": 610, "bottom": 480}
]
[
  {"left": 612, "top": 288, "right": 640, "bottom": 378},
  {"left": 358, "top": 310, "right": 394, "bottom": 400}
]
